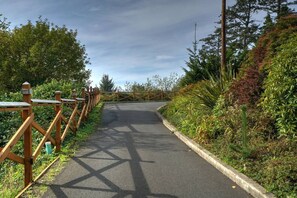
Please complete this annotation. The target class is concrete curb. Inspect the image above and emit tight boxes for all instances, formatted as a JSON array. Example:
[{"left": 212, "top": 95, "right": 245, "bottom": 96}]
[{"left": 156, "top": 106, "right": 275, "bottom": 198}]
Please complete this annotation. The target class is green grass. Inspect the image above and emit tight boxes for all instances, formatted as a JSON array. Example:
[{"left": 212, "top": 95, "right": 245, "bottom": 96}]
[{"left": 0, "top": 102, "right": 104, "bottom": 198}]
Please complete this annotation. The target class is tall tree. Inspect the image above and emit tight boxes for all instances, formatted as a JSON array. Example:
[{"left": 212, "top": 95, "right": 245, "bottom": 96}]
[
  {"left": 0, "top": 17, "right": 91, "bottom": 92},
  {"left": 0, "top": 15, "right": 11, "bottom": 92},
  {"left": 258, "top": 0, "right": 297, "bottom": 19},
  {"left": 227, "top": 0, "right": 259, "bottom": 51},
  {"left": 99, "top": 74, "right": 115, "bottom": 92},
  {"left": 180, "top": 38, "right": 204, "bottom": 86},
  {"left": 261, "top": 13, "right": 274, "bottom": 34}
]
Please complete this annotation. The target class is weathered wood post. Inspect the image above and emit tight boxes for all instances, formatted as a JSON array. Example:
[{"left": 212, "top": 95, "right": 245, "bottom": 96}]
[
  {"left": 72, "top": 89, "right": 77, "bottom": 135},
  {"left": 89, "top": 87, "right": 93, "bottom": 111},
  {"left": 96, "top": 88, "right": 99, "bottom": 104},
  {"left": 88, "top": 87, "right": 91, "bottom": 114},
  {"left": 81, "top": 87, "right": 86, "bottom": 121},
  {"left": 21, "top": 82, "right": 33, "bottom": 186},
  {"left": 55, "top": 91, "right": 62, "bottom": 152},
  {"left": 85, "top": 87, "right": 90, "bottom": 117}
]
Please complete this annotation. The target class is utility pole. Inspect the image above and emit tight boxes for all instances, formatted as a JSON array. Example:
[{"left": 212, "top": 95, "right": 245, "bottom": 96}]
[
  {"left": 221, "top": 0, "right": 227, "bottom": 75},
  {"left": 194, "top": 23, "right": 197, "bottom": 43}
]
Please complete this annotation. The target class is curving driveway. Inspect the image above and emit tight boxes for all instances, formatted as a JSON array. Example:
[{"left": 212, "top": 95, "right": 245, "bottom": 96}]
[{"left": 43, "top": 102, "right": 251, "bottom": 198}]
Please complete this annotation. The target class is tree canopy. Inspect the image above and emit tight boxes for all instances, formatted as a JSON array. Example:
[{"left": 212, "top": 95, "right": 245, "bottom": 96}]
[{"left": 0, "top": 17, "right": 91, "bottom": 92}]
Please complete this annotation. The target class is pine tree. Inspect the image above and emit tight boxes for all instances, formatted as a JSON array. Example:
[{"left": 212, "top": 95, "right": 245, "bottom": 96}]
[
  {"left": 261, "top": 13, "right": 274, "bottom": 33},
  {"left": 258, "top": 0, "right": 297, "bottom": 19},
  {"left": 227, "top": 0, "right": 259, "bottom": 51},
  {"left": 180, "top": 40, "right": 204, "bottom": 86},
  {"left": 99, "top": 74, "right": 115, "bottom": 92}
]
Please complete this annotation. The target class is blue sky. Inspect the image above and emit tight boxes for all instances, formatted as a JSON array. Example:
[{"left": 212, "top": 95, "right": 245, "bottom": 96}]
[{"left": 0, "top": 0, "right": 238, "bottom": 88}]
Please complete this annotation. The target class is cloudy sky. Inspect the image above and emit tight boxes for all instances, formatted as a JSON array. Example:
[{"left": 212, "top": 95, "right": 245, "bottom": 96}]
[{"left": 0, "top": 0, "right": 237, "bottom": 88}]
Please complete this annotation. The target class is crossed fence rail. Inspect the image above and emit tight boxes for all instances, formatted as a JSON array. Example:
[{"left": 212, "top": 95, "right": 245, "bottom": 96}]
[{"left": 0, "top": 82, "right": 100, "bottom": 189}]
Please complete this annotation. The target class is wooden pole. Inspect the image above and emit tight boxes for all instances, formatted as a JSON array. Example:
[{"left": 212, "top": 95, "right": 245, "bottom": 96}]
[
  {"left": 55, "top": 91, "right": 62, "bottom": 152},
  {"left": 72, "top": 89, "right": 77, "bottom": 135},
  {"left": 81, "top": 87, "right": 86, "bottom": 122},
  {"left": 22, "top": 82, "right": 33, "bottom": 186},
  {"left": 221, "top": 0, "right": 227, "bottom": 76},
  {"left": 90, "top": 87, "right": 93, "bottom": 108}
]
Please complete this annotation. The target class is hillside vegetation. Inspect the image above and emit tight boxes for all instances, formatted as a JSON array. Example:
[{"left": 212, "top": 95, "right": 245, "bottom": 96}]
[{"left": 161, "top": 15, "right": 297, "bottom": 197}]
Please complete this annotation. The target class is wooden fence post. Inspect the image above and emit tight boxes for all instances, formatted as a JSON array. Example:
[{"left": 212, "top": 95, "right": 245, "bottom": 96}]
[
  {"left": 72, "top": 89, "right": 77, "bottom": 135},
  {"left": 85, "top": 87, "right": 90, "bottom": 116},
  {"left": 96, "top": 88, "right": 99, "bottom": 104},
  {"left": 90, "top": 87, "right": 93, "bottom": 109},
  {"left": 98, "top": 89, "right": 101, "bottom": 103},
  {"left": 81, "top": 87, "right": 86, "bottom": 122},
  {"left": 21, "top": 82, "right": 33, "bottom": 186},
  {"left": 55, "top": 91, "right": 62, "bottom": 152}
]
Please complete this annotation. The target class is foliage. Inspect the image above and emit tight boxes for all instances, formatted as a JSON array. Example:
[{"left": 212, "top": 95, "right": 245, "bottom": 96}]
[
  {"left": 162, "top": 93, "right": 208, "bottom": 138},
  {"left": 124, "top": 73, "right": 180, "bottom": 92},
  {"left": 0, "top": 92, "right": 22, "bottom": 147},
  {"left": 0, "top": 79, "right": 85, "bottom": 147},
  {"left": 261, "top": 13, "right": 274, "bottom": 34},
  {"left": 227, "top": 67, "right": 263, "bottom": 105},
  {"left": 261, "top": 35, "right": 297, "bottom": 138},
  {"left": 101, "top": 90, "right": 173, "bottom": 102},
  {"left": 99, "top": 74, "right": 115, "bottom": 92},
  {"left": 32, "top": 79, "right": 84, "bottom": 99},
  {"left": 227, "top": 0, "right": 260, "bottom": 51},
  {"left": 180, "top": 40, "right": 208, "bottom": 86},
  {"left": 257, "top": 0, "right": 297, "bottom": 19},
  {"left": 227, "top": 14, "right": 297, "bottom": 106},
  {"left": 260, "top": 153, "right": 297, "bottom": 197},
  {"left": 162, "top": 14, "right": 297, "bottom": 197},
  {"left": 162, "top": 69, "right": 233, "bottom": 138},
  {"left": 0, "top": 17, "right": 90, "bottom": 92},
  {"left": 229, "top": 105, "right": 253, "bottom": 159},
  {"left": 151, "top": 73, "right": 180, "bottom": 92}
]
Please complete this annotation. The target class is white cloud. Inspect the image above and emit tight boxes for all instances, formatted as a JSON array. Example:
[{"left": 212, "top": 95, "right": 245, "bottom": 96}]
[{"left": 156, "top": 55, "right": 175, "bottom": 61}]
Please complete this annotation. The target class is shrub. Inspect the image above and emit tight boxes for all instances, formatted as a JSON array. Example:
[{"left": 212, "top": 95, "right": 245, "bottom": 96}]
[
  {"left": 261, "top": 155, "right": 297, "bottom": 197},
  {"left": 227, "top": 15, "right": 297, "bottom": 106},
  {"left": 261, "top": 34, "right": 297, "bottom": 138}
]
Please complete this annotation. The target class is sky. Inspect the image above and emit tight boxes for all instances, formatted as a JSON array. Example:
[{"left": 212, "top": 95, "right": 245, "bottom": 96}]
[{"left": 0, "top": 0, "right": 238, "bottom": 88}]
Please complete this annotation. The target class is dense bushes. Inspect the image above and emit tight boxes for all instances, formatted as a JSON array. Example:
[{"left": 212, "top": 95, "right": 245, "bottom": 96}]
[
  {"left": 261, "top": 35, "right": 297, "bottom": 138},
  {"left": 0, "top": 80, "right": 84, "bottom": 147},
  {"left": 161, "top": 15, "right": 297, "bottom": 197}
]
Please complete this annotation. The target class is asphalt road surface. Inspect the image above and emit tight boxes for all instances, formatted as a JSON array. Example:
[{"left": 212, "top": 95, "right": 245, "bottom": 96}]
[{"left": 43, "top": 102, "right": 251, "bottom": 198}]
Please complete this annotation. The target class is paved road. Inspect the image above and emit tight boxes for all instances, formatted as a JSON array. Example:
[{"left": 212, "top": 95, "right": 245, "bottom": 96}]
[{"left": 43, "top": 102, "right": 251, "bottom": 198}]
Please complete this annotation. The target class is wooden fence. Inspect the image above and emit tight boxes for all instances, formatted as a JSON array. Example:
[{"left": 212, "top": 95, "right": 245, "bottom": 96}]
[
  {"left": 0, "top": 82, "right": 100, "bottom": 189},
  {"left": 101, "top": 91, "right": 175, "bottom": 102}
]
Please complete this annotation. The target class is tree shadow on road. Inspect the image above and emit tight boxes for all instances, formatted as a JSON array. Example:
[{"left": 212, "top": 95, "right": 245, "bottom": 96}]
[{"left": 41, "top": 104, "right": 178, "bottom": 198}]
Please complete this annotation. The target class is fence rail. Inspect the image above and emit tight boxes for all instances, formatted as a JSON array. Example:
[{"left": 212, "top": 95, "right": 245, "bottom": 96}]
[{"left": 0, "top": 82, "right": 100, "bottom": 189}]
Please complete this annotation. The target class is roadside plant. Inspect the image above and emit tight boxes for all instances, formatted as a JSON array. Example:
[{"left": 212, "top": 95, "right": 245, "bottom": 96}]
[{"left": 261, "top": 35, "right": 297, "bottom": 138}]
